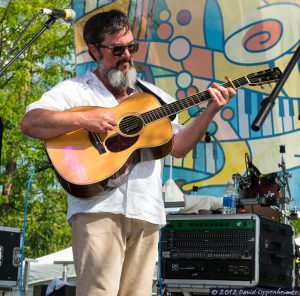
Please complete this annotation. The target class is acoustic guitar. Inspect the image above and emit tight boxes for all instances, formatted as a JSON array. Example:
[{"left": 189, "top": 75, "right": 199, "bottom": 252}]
[{"left": 45, "top": 67, "right": 282, "bottom": 198}]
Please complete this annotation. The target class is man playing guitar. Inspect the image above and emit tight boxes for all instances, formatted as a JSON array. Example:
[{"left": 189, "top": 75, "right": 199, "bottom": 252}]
[{"left": 20, "top": 9, "right": 236, "bottom": 296}]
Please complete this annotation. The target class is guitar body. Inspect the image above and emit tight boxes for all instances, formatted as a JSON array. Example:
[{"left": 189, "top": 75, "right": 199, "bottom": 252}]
[{"left": 45, "top": 92, "right": 173, "bottom": 198}]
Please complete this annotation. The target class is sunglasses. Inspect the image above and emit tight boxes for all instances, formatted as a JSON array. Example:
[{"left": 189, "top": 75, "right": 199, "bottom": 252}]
[{"left": 99, "top": 41, "right": 139, "bottom": 56}]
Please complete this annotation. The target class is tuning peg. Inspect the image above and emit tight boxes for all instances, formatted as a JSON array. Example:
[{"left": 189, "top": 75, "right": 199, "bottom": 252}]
[{"left": 268, "top": 82, "right": 272, "bottom": 87}]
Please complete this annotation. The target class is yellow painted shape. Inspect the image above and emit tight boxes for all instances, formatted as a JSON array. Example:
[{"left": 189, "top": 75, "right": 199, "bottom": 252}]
[
  {"left": 248, "top": 131, "right": 300, "bottom": 173},
  {"left": 276, "top": 52, "right": 300, "bottom": 98},
  {"left": 173, "top": 157, "right": 183, "bottom": 168},
  {"left": 182, "top": 140, "right": 249, "bottom": 191},
  {"left": 182, "top": 150, "right": 194, "bottom": 170},
  {"left": 214, "top": 52, "right": 278, "bottom": 93},
  {"left": 154, "top": 77, "right": 178, "bottom": 98},
  {"left": 147, "top": 43, "right": 182, "bottom": 73},
  {"left": 217, "top": 0, "right": 265, "bottom": 36}
]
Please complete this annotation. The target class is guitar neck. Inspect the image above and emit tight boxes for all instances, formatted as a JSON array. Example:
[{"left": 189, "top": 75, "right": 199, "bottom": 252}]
[{"left": 141, "top": 75, "right": 250, "bottom": 124}]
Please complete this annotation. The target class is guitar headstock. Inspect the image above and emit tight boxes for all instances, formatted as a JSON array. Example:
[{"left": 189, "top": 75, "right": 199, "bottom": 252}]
[{"left": 247, "top": 67, "right": 282, "bottom": 86}]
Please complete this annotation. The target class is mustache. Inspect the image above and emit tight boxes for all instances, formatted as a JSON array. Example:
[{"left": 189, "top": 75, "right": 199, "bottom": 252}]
[{"left": 116, "top": 58, "right": 133, "bottom": 67}]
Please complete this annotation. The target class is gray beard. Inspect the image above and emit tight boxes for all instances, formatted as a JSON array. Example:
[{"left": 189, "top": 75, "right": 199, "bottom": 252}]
[{"left": 103, "top": 65, "right": 137, "bottom": 91}]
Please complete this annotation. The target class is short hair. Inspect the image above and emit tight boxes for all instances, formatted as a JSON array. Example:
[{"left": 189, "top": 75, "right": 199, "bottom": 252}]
[{"left": 83, "top": 9, "right": 133, "bottom": 47}]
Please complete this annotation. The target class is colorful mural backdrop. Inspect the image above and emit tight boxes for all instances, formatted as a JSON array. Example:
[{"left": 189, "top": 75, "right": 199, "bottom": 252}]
[{"left": 72, "top": 0, "right": 300, "bottom": 206}]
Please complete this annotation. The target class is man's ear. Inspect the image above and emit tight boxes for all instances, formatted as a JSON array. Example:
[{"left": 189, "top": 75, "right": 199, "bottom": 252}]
[{"left": 87, "top": 44, "right": 101, "bottom": 62}]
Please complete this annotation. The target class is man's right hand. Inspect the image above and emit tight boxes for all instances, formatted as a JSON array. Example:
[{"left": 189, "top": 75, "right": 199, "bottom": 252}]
[{"left": 78, "top": 108, "right": 117, "bottom": 133}]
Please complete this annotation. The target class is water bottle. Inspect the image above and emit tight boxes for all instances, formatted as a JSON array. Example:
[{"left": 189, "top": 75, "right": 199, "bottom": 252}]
[{"left": 222, "top": 179, "right": 237, "bottom": 214}]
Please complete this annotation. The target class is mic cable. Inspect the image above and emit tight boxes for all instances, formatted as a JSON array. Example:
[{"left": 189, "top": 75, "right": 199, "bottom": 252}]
[{"left": 34, "top": 163, "right": 52, "bottom": 173}]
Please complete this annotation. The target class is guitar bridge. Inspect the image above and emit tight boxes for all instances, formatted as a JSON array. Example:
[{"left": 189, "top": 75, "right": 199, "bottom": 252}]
[{"left": 88, "top": 132, "right": 106, "bottom": 154}]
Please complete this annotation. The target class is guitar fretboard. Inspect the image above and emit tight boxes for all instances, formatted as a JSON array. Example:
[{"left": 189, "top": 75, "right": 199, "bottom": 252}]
[{"left": 141, "top": 76, "right": 249, "bottom": 124}]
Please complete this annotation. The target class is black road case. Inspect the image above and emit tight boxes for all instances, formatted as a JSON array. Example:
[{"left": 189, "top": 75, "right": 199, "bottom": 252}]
[
  {"left": 0, "top": 226, "right": 22, "bottom": 288},
  {"left": 160, "top": 213, "right": 294, "bottom": 289}
]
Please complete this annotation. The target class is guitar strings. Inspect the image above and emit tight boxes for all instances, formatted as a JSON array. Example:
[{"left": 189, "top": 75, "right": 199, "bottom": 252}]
[
  {"left": 117, "top": 90, "right": 211, "bottom": 131},
  {"left": 118, "top": 78, "right": 246, "bottom": 131},
  {"left": 141, "top": 78, "right": 249, "bottom": 124},
  {"left": 118, "top": 74, "right": 267, "bottom": 131}
]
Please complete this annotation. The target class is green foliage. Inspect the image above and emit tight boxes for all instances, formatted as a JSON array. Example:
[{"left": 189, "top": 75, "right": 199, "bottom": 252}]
[
  {"left": 0, "top": 0, "right": 75, "bottom": 258},
  {"left": 292, "top": 220, "right": 300, "bottom": 238}
]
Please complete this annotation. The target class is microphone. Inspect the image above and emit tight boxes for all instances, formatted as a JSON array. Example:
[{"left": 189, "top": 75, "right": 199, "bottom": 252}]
[{"left": 41, "top": 8, "right": 76, "bottom": 23}]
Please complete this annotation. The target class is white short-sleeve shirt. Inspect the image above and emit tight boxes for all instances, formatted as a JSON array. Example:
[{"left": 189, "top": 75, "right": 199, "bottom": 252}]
[{"left": 26, "top": 69, "right": 183, "bottom": 225}]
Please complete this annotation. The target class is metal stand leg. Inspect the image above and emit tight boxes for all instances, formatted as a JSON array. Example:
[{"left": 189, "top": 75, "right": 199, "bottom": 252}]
[{"left": 278, "top": 145, "right": 292, "bottom": 225}]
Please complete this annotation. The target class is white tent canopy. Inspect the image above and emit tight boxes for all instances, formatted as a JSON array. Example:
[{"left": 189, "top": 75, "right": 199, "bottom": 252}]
[
  {"left": 28, "top": 247, "right": 75, "bottom": 286},
  {"left": 35, "top": 247, "right": 74, "bottom": 264}
]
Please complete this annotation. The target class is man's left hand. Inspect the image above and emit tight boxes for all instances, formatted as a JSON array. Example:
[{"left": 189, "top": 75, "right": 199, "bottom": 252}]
[{"left": 206, "top": 82, "right": 236, "bottom": 114}]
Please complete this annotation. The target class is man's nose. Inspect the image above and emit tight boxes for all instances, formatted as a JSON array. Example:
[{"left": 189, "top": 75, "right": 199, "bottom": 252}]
[{"left": 123, "top": 47, "right": 132, "bottom": 58}]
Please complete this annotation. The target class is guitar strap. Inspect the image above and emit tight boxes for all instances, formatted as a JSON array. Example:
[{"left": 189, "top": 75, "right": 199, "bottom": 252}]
[{"left": 135, "top": 79, "right": 176, "bottom": 121}]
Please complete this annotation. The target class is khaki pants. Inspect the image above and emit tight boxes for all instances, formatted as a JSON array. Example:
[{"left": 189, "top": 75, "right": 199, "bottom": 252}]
[{"left": 71, "top": 212, "right": 159, "bottom": 296}]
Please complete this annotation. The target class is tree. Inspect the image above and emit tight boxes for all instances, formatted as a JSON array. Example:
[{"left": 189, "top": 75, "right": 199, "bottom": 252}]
[{"left": 0, "top": 0, "right": 75, "bottom": 258}]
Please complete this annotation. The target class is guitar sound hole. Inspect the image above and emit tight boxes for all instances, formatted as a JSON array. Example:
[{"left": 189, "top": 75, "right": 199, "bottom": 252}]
[
  {"left": 119, "top": 115, "right": 143, "bottom": 136},
  {"left": 105, "top": 134, "right": 139, "bottom": 152}
]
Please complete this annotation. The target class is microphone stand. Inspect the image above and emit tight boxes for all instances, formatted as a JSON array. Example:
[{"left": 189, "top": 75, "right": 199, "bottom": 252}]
[
  {"left": 0, "top": 17, "right": 57, "bottom": 77},
  {"left": 251, "top": 43, "right": 300, "bottom": 131},
  {"left": 278, "top": 151, "right": 292, "bottom": 225}
]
